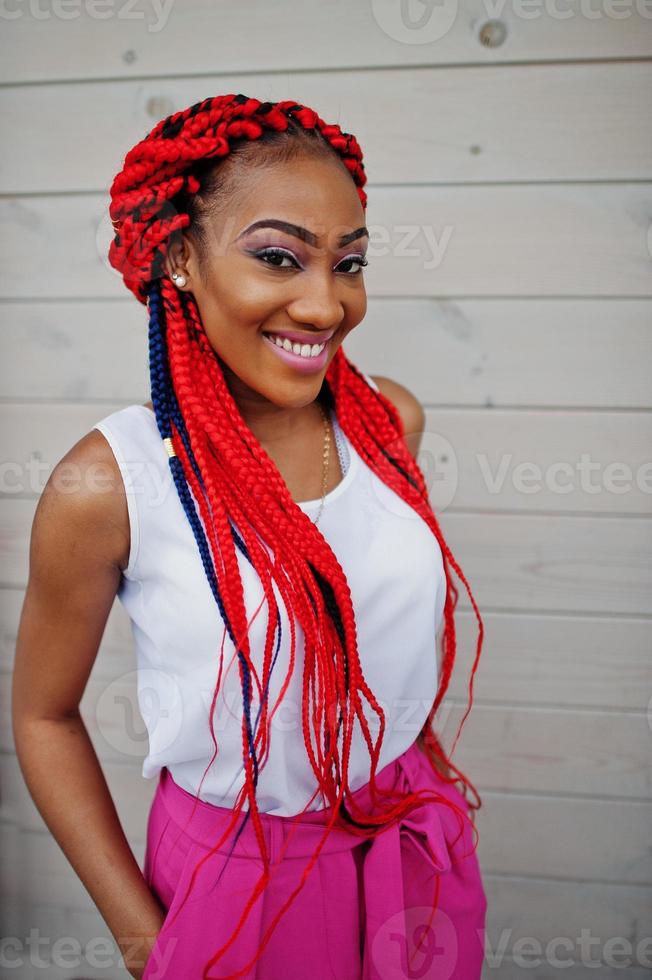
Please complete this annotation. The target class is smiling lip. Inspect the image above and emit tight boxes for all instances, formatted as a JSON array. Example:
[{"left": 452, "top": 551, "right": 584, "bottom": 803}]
[
  {"left": 262, "top": 331, "right": 332, "bottom": 374},
  {"left": 262, "top": 327, "right": 336, "bottom": 345}
]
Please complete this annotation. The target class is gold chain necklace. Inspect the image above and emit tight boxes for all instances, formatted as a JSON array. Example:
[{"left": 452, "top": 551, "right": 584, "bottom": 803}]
[{"left": 313, "top": 402, "right": 331, "bottom": 526}]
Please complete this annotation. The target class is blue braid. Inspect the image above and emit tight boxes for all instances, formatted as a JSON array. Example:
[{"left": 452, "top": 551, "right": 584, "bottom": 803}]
[{"left": 145, "top": 282, "right": 285, "bottom": 838}]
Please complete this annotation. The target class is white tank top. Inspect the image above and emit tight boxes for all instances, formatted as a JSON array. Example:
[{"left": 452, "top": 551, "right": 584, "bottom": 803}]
[{"left": 93, "top": 379, "right": 446, "bottom": 816}]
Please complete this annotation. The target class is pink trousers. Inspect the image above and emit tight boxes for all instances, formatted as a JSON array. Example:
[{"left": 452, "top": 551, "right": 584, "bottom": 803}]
[{"left": 141, "top": 740, "right": 487, "bottom": 979}]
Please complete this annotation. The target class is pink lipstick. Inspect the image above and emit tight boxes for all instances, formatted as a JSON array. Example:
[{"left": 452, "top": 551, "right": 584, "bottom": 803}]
[{"left": 262, "top": 330, "right": 333, "bottom": 374}]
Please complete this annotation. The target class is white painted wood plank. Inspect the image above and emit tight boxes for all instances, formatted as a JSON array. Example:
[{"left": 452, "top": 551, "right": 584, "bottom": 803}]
[
  {"left": 483, "top": 874, "right": 652, "bottom": 968},
  {"left": 483, "top": 963, "right": 652, "bottom": 980},
  {"left": 4, "top": 62, "right": 651, "bottom": 193},
  {"left": 476, "top": 791, "right": 652, "bottom": 883},
  {"left": 444, "top": 701, "right": 652, "bottom": 799},
  {"left": 2, "top": 0, "right": 651, "bottom": 84},
  {"left": 0, "top": 901, "right": 115, "bottom": 979},
  {"left": 345, "top": 298, "right": 652, "bottom": 409},
  {"left": 0, "top": 402, "right": 147, "bottom": 501},
  {"left": 363, "top": 184, "right": 652, "bottom": 297},
  {"left": 3, "top": 298, "right": 651, "bottom": 408},
  {"left": 3, "top": 185, "right": 650, "bottom": 299},
  {"left": 438, "top": 511, "right": 652, "bottom": 616},
  {"left": 448, "top": 611, "right": 652, "bottom": 711},
  {"left": 422, "top": 408, "right": 652, "bottom": 515},
  {"left": 0, "top": 302, "right": 150, "bottom": 401}
]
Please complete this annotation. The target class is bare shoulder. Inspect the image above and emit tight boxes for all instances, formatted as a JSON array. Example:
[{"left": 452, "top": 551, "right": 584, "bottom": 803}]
[
  {"left": 369, "top": 375, "right": 425, "bottom": 458},
  {"left": 33, "top": 428, "right": 130, "bottom": 577}
]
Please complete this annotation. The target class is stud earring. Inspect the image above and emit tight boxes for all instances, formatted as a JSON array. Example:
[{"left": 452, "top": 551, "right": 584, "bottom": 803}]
[{"left": 171, "top": 271, "right": 187, "bottom": 288}]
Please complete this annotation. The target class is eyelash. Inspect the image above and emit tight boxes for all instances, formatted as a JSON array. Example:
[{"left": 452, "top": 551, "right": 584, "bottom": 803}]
[{"left": 252, "top": 247, "right": 368, "bottom": 275}]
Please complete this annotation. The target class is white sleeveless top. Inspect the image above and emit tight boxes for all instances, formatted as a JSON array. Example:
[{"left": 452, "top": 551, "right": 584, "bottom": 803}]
[{"left": 93, "top": 380, "right": 446, "bottom": 816}]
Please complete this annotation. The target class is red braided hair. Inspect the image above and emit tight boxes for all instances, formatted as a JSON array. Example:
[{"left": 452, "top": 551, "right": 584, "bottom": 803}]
[{"left": 108, "top": 94, "right": 485, "bottom": 978}]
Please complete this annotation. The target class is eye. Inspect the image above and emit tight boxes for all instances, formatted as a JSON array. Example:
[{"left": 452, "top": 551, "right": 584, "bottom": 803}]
[
  {"left": 250, "top": 247, "right": 369, "bottom": 275},
  {"left": 253, "top": 247, "right": 301, "bottom": 270},
  {"left": 337, "top": 254, "right": 368, "bottom": 275}
]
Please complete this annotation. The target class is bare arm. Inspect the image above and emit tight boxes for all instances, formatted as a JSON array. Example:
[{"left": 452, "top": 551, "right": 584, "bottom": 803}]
[{"left": 11, "top": 430, "right": 165, "bottom": 979}]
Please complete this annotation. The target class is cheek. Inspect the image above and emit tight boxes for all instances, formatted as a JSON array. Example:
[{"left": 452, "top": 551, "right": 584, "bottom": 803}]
[
  {"left": 226, "top": 279, "right": 277, "bottom": 317},
  {"left": 345, "top": 287, "right": 367, "bottom": 328},
  {"left": 195, "top": 297, "right": 279, "bottom": 370},
  {"left": 196, "top": 285, "right": 276, "bottom": 347},
  {"left": 199, "top": 255, "right": 282, "bottom": 318}
]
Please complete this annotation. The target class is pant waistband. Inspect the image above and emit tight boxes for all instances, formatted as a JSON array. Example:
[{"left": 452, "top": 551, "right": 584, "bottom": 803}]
[{"left": 155, "top": 739, "right": 434, "bottom": 860}]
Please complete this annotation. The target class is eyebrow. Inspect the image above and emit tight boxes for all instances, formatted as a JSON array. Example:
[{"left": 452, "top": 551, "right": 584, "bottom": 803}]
[{"left": 235, "top": 219, "right": 369, "bottom": 248}]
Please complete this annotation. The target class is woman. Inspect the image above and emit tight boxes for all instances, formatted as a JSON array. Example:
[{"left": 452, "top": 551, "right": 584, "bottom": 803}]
[{"left": 12, "top": 95, "right": 487, "bottom": 979}]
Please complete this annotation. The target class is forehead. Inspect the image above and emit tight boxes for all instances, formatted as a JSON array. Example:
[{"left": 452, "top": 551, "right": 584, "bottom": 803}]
[{"left": 227, "top": 155, "right": 365, "bottom": 236}]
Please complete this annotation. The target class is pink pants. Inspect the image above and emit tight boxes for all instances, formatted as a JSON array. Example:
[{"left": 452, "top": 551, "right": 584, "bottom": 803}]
[{"left": 141, "top": 739, "right": 487, "bottom": 979}]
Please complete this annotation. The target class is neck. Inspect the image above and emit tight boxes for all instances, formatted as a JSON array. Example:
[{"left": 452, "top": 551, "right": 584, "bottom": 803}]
[{"left": 221, "top": 363, "right": 327, "bottom": 447}]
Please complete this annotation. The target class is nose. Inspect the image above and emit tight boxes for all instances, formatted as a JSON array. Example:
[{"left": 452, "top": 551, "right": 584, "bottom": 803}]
[{"left": 286, "top": 271, "right": 346, "bottom": 332}]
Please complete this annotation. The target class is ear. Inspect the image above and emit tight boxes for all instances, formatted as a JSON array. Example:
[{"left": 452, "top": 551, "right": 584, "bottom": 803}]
[
  {"left": 164, "top": 231, "right": 192, "bottom": 282},
  {"left": 370, "top": 375, "right": 425, "bottom": 460}
]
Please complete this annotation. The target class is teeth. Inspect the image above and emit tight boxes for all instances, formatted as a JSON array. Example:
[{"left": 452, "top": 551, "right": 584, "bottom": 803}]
[{"left": 266, "top": 334, "right": 326, "bottom": 358}]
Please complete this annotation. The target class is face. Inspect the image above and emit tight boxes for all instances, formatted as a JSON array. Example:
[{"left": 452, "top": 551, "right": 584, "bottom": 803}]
[{"left": 165, "top": 153, "right": 368, "bottom": 419}]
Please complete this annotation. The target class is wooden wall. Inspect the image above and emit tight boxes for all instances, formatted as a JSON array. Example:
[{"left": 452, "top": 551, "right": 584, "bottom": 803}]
[{"left": 1, "top": 1, "right": 651, "bottom": 976}]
